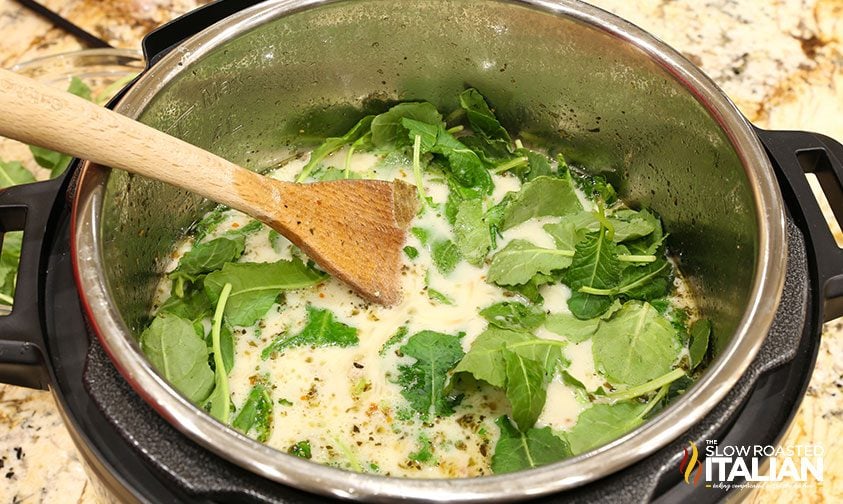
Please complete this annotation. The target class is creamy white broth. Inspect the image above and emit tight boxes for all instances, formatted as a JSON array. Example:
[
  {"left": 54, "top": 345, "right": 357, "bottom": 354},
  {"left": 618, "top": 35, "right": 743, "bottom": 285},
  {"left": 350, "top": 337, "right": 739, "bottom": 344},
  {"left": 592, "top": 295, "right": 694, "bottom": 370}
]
[{"left": 151, "top": 147, "right": 696, "bottom": 478}]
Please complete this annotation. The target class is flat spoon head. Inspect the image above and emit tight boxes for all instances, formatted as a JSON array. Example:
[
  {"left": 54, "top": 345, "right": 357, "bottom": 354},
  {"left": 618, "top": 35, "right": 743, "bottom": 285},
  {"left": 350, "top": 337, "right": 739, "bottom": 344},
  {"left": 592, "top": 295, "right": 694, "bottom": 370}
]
[{"left": 241, "top": 176, "right": 419, "bottom": 305}]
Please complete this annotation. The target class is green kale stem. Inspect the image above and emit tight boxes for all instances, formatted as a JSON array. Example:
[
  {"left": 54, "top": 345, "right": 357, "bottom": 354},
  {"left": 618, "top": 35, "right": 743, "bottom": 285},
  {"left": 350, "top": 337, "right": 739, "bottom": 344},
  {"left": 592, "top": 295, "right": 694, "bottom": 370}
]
[
  {"left": 0, "top": 292, "right": 13, "bottom": 305},
  {"left": 344, "top": 144, "right": 356, "bottom": 179},
  {"left": 595, "top": 203, "right": 615, "bottom": 242},
  {"left": 617, "top": 254, "right": 657, "bottom": 263},
  {"left": 295, "top": 153, "right": 325, "bottom": 183},
  {"left": 506, "top": 339, "right": 568, "bottom": 350},
  {"left": 491, "top": 156, "right": 529, "bottom": 174},
  {"left": 444, "top": 107, "right": 465, "bottom": 126},
  {"left": 333, "top": 436, "right": 363, "bottom": 472},
  {"left": 636, "top": 382, "right": 671, "bottom": 420},
  {"left": 173, "top": 276, "right": 186, "bottom": 298},
  {"left": 446, "top": 125, "right": 465, "bottom": 134},
  {"left": 211, "top": 282, "right": 233, "bottom": 423},
  {"left": 412, "top": 134, "right": 428, "bottom": 205},
  {"left": 345, "top": 132, "right": 371, "bottom": 179},
  {"left": 603, "top": 368, "right": 685, "bottom": 402}
]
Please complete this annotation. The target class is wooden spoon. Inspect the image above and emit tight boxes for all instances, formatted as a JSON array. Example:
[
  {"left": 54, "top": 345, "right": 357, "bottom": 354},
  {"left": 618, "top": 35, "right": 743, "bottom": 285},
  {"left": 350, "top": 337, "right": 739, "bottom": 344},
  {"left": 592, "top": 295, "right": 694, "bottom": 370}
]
[{"left": 0, "top": 68, "right": 418, "bottom": 305}]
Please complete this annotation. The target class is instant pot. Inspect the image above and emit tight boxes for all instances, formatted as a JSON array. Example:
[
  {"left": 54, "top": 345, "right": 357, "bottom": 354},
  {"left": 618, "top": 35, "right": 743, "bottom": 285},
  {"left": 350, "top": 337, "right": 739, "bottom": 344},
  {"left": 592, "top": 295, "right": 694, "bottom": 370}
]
[{"left": 0, "top": 0, "right": 841, "bottom": 502}]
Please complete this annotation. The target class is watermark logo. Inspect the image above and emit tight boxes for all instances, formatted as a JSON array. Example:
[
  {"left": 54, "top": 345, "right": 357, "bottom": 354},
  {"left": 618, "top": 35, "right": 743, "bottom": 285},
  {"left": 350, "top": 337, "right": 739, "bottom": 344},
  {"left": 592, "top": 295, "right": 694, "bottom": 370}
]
[
  {"left": 678, "top": 440, "right": 824, "bottom": 490},
  {"left": 679, "top": 441, "right": 703, "bottom": 486}
]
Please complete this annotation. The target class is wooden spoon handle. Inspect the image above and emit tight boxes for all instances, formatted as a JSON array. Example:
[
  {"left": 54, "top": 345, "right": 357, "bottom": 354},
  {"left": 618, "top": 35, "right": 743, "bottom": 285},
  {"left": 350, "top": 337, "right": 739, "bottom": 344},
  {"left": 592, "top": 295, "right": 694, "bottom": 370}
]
[{"left": 0, "top": 68, "right": 273, "bottom": 218}]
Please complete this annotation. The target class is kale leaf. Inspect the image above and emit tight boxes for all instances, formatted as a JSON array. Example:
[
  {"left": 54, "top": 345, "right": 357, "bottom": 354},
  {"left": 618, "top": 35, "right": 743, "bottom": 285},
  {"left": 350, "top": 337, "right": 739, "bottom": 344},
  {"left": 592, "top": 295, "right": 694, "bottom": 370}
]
[
  {"left": 460, "top": 135, "right": 514, "bottom": 166},
  {"left": 311, "top": 166, "right": 363, "bottom": 181},
  {"left": 0, "top": 231, "right": 22, "bottom": 304},
  {"left": 297, "top": 115, "right": 375, "bottom": 182},
  {"left": 511, "top": 148, "right": 553, "bottom": 182},
  {"left": 505, "top": 335, "right": 567, "bottom": 377},
  {"left": 543, "top": 221, "right": 585, "bottom": 251},
  {"left": 423, "top": 270, "right": 455, "bottom": 305},
  {"left": 483, "top": 193, "right": 513, "bottom": 249},
  {"left": 688, "top": 319, "right": 711, "bottom": 370},
  {"left": 454, "top": 88, "right": 515, "bottom": 168},
  {"left": 379, "top": 326, "right": 409, "bottom": 356},
  {"left": 219, "top": 220, "right": 263, "bottom": 240},
  {"left": 564, "top": 223, "right": 621, "bottom": 319},
  {"left": 158, "top": 288, "right": 213, "bottom": 323},
  {"left": 403, "top": 118, "right": 493, "bottom": 193},
  {"left": 192, "top": 207, "right": 227, "bottom": 243},
  {"left": 409, "top": 433, "right": 435, "bottom": 464},
  {"left": 491, "top": 416, "right": 572, "bottom": 473},
  {"left": 444, "top": 176, "right": 483, "bottom": 225},
  {"left": 232, "top": 383, "right": 273, "bottom": 442},
  {"left": 289, "top": 440, "right": 312, "bottom": 459},
  {"left": 170, "top": 236, "right": 246, "bottom": 293},
  {"left": 453, "top": 199, "right": 492, "bottom": 265},
  {"left": 504, "top": 272, "right": 554, "bottom": 304},
  {"left": 577, "top": 258, "right": 672, "bottom": 300},
  {"left": 454, "top": 328, "right": 565, "bottom": 404},
  {"left": 204, "top": 259, "right": 327, "bottom": 326},
  {"left": 401, "top": 117, "right": 439, "bottom": 151},
  {"left": 262, "top": 305, "right": 359, "bottom": 357},
  {"left": 29, "top": 146, "right": 72, "bottom": 178},
  {"left": 454, "top": 328, "right": 525, "bottom": 388},
  {"left": 431, "top": 239, "right": 461, "bottom": 275},
  {"left": 0, "top": 160, "right": 35, "bottom": 188},
  {"left": 559, "top": 156, "right": 618, "bottom": 206},
  {"left": 479, "top": 301, "right": 546, "bottom": 331},
  {"left": 431, "top": 131, "right": 493, "bottom": 192},
  {"left": 371, "top": 102, "right": 443, "bottom": 147},
  {"left": 487, "top": 239, "right": 572, "bottom": 286},
  {"left": 67, "top": 76, "right": 93, "bottom": 101},
  {"left": 623, "top": 210, "right": 666, "bottom": 255},
  {"left": 547, "top": 209, "right": 658, "bottom": 244},
  {"left": 565, "top": 401, "right": 647, "bottom": 455},
  {"left": 410, "top": 226, "right": 431, "bottom": 246},
  {"left": 140, "top": 313, "right": 215, "bottom": 403},
  {"left": 591, "top": 301, "right": 679, "bottom": 385},
  {"left": 503, "top": 349, "right": 548, "bottom": 430},
  {"left": 613, "top": 259, "right": 672, "bottom": 299},
  {"left": 609, "top": 209, "right": 658, "bottom": 242},
  {"left": 501, "top": 176, "right": 582, "bottom": 230},
  {"left": 410, "top": 227, "right": 462, "bottom": 276},
  {"left": 397, "top": 330, "right": 465, "bottom": 419},
  {"left": 403, "top": 246, "right": 419, "bottom": 259},
  {"left": 458, "top": 88, "right": 511, "bottom": 142},
  {"left": 543, "top": 313, "right": 600, "bottom": 343}
]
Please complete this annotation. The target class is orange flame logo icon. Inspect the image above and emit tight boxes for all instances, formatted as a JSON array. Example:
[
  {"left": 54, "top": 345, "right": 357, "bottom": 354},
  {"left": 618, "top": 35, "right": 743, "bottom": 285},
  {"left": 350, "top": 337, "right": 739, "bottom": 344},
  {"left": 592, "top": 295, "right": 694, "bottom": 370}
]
[{"left": 679, "top": 441, "right": 703, "bottom": 486}]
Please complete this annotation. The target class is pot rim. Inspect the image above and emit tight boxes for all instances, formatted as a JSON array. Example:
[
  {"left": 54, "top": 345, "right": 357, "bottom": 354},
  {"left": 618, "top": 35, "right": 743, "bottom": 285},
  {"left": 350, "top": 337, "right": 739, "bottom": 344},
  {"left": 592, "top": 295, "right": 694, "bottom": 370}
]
[{"left": 71, "top": 0, "right": 787, "bottom": 501}]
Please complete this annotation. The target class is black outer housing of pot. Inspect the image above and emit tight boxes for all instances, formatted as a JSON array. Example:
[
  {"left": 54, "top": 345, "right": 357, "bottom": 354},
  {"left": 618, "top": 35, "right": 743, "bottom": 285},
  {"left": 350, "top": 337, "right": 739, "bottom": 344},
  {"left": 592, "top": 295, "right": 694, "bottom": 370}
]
[{"left": 1, "top": 1, "right": 843, "bottom": 502}]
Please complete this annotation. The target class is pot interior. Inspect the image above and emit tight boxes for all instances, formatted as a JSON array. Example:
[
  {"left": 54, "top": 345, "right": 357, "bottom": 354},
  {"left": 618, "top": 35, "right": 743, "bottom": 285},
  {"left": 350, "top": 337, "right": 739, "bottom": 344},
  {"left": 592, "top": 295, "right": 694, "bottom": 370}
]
[{"left": 104, "top": 0, "right": 757, "bottom": 353}]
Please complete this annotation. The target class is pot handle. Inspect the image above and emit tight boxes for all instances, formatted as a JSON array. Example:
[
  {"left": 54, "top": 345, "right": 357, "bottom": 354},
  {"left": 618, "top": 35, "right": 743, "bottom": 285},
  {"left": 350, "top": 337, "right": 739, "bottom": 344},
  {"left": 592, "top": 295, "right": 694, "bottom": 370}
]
[
  {"left": 756, "top": 128, "right": 843, "bottom": 322},
  {"left": 0, "top": 177, "right": 64, "bottom": 389},
  {"left": 142, "top": 0, "right": 266, "bottom": 65}
]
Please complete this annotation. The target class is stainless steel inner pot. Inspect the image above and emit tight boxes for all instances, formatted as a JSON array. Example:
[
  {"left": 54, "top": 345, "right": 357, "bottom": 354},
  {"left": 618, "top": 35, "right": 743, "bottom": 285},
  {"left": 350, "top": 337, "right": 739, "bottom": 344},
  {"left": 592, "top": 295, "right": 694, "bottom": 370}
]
[{"left": 72, "top": 0, "right": 786, "bottom": 501}]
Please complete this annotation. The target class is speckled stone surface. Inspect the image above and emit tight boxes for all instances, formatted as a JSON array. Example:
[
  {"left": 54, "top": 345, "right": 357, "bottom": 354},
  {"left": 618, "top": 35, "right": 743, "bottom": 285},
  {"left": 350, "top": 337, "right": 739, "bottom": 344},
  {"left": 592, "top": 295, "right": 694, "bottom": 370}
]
[{"left": 0, "top": 0, "right": 840, "bottom": 502}]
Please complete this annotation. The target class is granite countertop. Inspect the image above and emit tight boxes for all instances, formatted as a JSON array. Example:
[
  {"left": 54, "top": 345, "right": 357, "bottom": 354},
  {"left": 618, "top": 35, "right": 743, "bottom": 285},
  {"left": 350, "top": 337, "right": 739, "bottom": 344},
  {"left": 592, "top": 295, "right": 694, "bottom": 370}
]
[{"left": 0, "top": 0, "right": 840, "bottom": 502}]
